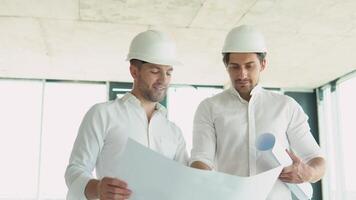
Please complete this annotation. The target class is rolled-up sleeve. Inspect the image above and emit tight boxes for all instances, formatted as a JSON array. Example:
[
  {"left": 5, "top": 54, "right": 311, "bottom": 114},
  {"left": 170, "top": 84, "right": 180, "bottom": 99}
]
[
  {"left": 65, "top": 105, "right": 105, "bottom": 200},
  {"left": 286, "top": 99, "right": 324, "bottom": 162},
  {"left": 190, "top": 99, "right": 216, "bottom": 169}
]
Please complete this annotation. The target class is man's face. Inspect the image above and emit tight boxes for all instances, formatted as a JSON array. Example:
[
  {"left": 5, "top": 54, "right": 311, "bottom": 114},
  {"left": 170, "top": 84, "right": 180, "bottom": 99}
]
[
  {"left": 133, "top": 63, "right": 173, "bottom": 102},
  {"left": 226, "top": 53, "right": 266, "bottom": 95}
]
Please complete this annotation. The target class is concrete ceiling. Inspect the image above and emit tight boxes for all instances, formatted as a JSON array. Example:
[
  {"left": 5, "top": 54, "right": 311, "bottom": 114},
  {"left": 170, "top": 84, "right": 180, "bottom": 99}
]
[{"left": 1, "top": 0, "right": 356, "bottom": 88}]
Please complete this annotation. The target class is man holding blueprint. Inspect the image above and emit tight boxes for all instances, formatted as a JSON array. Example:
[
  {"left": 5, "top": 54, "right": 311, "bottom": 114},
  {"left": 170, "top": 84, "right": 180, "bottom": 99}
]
[
  {"left": 65, "top": 30, "right": 188, "bottom": 200},
  {"left": 190, "top": 25, "right": 326, "bottom": 199}
]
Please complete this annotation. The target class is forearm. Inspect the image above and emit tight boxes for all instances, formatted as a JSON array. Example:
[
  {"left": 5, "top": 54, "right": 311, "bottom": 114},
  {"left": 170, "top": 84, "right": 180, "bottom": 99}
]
[
  {"left": 307, "top": 157, "right": 326, "bottom": 183},
  {"left": 85, "top": 179, "right": 100, "bottom": 199},
  {"left": 190, "top": 161, "right": 212, "bottom": 170}
]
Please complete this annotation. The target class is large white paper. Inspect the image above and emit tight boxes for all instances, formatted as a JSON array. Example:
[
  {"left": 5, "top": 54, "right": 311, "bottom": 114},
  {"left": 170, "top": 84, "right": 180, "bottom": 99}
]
[
  {"left": 113, "top": 139, "right": 283, "bottom": 200},
  {"left": 256, "top": 133, "right": 313, "bottom": 200}
]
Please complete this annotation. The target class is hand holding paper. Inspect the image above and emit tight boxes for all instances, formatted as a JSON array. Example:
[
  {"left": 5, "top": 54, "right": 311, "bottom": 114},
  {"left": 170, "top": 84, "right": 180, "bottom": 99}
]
[
  {"left": 279, "top": 150, "right": 314, "bottom": 184},
  {"left": 256, "top": 133, "right": 313, "bottom": 200},
  {"left": 96, "top": 177, "right": 132, "bottom": 200}
]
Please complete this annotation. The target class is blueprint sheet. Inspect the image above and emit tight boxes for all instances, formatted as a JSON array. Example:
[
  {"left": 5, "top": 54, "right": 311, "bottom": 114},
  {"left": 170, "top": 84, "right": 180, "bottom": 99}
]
[{"left": 113, "top": 139, "right": 283, "bottom": 200}]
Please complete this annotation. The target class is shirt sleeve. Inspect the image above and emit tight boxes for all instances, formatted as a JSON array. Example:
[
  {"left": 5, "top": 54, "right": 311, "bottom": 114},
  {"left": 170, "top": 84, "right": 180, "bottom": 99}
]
[
  {"left": 189, "top": 99, "right": 216, "bottom": 169},
  {"left": 286, "top": 98, "right": 324, "bottom": 162},
  {"left": 173, "top": 128, "right": 189, "bottom": 166},
  {"left": 65, "top": 104, "right": 105, "bottom": 200}
]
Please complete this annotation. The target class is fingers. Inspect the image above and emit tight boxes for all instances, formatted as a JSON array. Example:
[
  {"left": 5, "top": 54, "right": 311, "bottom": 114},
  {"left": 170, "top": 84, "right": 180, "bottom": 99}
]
[
  {"left": 106, "top": 186, "right": 132, "bottom": 196},
  {"left": 281, "top": 165, "right": 294, "bottom": 174},
  {"left": 280, "top": 167, "right": 293, "bottom": 180},
  {"left": 101, "top": 192, "right": 131, "bottom": 200},
  {"left": 279, "top": 161, "right": 305, "bottom": 184},
  {"left": 98, "top": 177, "right": 132, "bottom": 200},
  {"left": 279, "top": 170, "right": 302, "bottom": 183},
  {"left": 279, "top": 162, "right": 300, "bottom": 183},
  {"left": 279, "top": 174, "right": 302, "bottom": 183},
  {"left": 279, "top": 150, "right": 313, "bottom": 184},
  {"left": 106, "top": 178, "right": 129, "bottom": 188}
]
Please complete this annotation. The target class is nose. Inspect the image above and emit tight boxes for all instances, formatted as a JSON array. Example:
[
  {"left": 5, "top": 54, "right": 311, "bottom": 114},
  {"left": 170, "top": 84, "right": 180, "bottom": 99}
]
[
  {"left": 238, "top": 68, "right": 248, "bottom": 79},
  {"left": 158, "top": 71, "right": 170, "bottom": 84}
]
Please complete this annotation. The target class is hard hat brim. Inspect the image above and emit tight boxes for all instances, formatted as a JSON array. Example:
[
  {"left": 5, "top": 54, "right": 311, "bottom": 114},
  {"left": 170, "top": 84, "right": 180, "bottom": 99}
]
[{"left": 126, "top": 54, "right": 182, "bottom": 66}]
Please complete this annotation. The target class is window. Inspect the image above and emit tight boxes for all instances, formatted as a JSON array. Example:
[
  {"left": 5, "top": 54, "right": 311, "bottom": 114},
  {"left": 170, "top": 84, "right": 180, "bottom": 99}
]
[
  {"left": 0, "top": 79, "right": 43, "bottom": 199},
  {"left": 337, "top": 77, "right": 356, "bottom": 200},
  {"left": 109, "top": 82, "right": 132, "bottom": 100},
  {"left": 318, "top": 73, "right": 356, "bottom": 200},
  {"left": 318, "top": 85, "right": 342, "bottom": 200},
  {"left": 167, "top": 86, "right": 223, "bottom": 154},
  {"left": 39, "top": 81, "right": 107, "bottom": 199}
]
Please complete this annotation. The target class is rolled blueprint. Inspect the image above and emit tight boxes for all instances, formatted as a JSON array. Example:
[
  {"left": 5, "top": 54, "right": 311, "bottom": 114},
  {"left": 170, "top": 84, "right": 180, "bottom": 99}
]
[{"left": 256, "top": 133, "right": 313, "bottom": 200}]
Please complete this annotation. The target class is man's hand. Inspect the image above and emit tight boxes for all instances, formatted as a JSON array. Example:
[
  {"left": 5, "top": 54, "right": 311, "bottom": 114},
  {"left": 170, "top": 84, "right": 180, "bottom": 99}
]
[
  {"left": 85, "top": 177, "right": 132, "bottom": 200},
  {"left": 97, "top": 177, "right": 132, "bottom": 200},
  {"left": 279, "top": 150, "right": 314, "bottom": 184},
  {"left": 190, "top": 161, "right": 212, "bottom": 170}
]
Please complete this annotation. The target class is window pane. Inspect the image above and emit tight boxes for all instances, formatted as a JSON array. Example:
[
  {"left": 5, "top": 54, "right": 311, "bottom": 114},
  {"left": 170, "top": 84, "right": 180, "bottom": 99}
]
[
  {"left": 319, "top": 86, "right": 341, "bottom": 200},
  {"left": 39, "top": 82, "right": 106, "bottom": 199},
  {"left": 338, "top": 77, "right": 356, "bottom": 199},
  {"left": 167, "top": 86, "right": 222, "bottom": 154},
  {"left": 0, "top": 79, "right": 43, "bottom": 199}
]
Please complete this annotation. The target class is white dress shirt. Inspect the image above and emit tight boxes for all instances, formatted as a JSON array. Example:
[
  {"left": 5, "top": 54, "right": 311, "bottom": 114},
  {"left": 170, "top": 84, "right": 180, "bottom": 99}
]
[
  {"left": 65, "top": 93, "right": 188, "bottom": 200},
  {"left": 190, "top": 85, "right": 323, "bottom": 199}
]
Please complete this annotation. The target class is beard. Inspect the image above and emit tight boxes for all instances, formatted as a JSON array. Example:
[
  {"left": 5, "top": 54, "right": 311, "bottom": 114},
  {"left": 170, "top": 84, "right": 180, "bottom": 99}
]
[
  {"left": 232, "top": 77, "right": 258, "bottom": 94},
  {"left": 138, "top": 79, "right": 167, "bottom": 102},
  {"left": 142, "top": 87, "right": 167, "bottom": 102}
]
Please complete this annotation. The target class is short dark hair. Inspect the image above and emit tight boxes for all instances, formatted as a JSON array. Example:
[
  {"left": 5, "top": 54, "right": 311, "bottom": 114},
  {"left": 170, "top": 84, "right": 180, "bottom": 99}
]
[
  {"left": 129, "top": 59, "right": 147, "bottom": 69},
  {"left": 222, "top": 52, "right": 267, "bottom": 67}
]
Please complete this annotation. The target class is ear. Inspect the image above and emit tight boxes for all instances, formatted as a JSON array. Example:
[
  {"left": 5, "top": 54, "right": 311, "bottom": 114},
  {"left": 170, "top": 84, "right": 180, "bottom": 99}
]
[
  {"left": 260, "top": 59, "right": 267, "bottom": 72},
  {"left": 130, "top": 65, "right": 139, "bottom": 79}
]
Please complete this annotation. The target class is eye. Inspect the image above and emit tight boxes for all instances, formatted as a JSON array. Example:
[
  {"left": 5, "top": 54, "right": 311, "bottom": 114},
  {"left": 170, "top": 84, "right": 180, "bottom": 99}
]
[
  {"left": 246, "top": 63, "right": 255, "bottom": 69},
  {"left": 166, "top": 70, "right": 173, "bottom": 76},
  {"left": 150, "top": 69, "right": 160, "bottom": 74},
  {"left": 228, "top": 65, "right": 239, "bottom": 70}
]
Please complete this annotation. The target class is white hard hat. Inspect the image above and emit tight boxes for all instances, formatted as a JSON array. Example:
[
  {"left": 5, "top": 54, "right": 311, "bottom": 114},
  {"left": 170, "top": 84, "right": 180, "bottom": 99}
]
[
  {"left": 126, "top": 30, "right": 181, "bottom": 66},
  {"left": 222, "top": 25, "right": 267, "bottom": 53}
]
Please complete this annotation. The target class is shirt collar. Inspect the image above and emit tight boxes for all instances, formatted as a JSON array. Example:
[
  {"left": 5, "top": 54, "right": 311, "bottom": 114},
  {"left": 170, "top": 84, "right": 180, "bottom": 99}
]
[
  {"left": 120, "top": 92, "right": 167, "bottom": 115},
  {"left": 251, "top": 84, "right": 263, "bottom": 95},
  {"left": 228, "top": 84, "right": 263, "bottom": 102}
]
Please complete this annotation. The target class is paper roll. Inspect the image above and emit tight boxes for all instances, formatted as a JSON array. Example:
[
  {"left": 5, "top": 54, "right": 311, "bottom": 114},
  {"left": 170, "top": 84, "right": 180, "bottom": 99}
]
[{"left": 256, "top": 133, "right": 313, "bottom": 200}]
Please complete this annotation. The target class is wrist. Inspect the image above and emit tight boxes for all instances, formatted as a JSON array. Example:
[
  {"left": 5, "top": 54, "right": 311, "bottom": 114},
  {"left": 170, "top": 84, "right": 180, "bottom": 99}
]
[
  {"left": 85, "top": 179, "right": 100, "bottom": 199},
  {"left": 96, "top": 179, "right": 101, "bottom": 199}
]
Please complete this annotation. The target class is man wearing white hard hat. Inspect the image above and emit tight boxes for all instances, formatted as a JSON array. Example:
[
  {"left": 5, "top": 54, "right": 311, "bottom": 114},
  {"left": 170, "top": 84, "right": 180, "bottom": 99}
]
[
  {"left": 65, "top": 30, "right": 188, "bottom": 200},
  {"left": 190, "top": 25, "right": 325, "bottom": 199}
]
